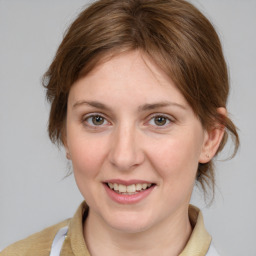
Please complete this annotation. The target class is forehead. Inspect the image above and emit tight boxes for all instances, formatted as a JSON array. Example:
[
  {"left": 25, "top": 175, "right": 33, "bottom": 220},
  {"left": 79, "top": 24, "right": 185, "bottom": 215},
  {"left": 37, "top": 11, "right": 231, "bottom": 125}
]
[{"left": 69, "top": 50, "right": 188, "bottom": 107}]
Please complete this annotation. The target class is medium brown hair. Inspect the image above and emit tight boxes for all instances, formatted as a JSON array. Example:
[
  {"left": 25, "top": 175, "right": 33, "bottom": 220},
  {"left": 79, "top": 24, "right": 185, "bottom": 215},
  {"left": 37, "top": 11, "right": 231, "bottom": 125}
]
[{"left": 43, "top": 0, "right": 239, "bottom": 196}]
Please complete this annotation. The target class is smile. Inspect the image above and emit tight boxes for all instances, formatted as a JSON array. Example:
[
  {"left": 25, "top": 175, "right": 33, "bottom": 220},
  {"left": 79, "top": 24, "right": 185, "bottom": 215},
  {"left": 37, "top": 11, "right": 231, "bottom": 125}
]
[
  {"left": 104, "top": 180, "right": 156, "bottom": 204},
  {"left": 107, "top": 182, "right": 153, "bottom": 195}
]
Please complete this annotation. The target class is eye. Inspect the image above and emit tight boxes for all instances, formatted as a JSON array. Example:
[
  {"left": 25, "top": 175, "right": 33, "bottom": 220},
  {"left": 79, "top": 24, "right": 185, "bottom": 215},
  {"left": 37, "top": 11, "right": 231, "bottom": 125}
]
[
  {"left": 148, "top": 115, "right": 172, "bottom": 127},
  {"left": 83, "top": 114, "right": 109, "bottom": 127}
]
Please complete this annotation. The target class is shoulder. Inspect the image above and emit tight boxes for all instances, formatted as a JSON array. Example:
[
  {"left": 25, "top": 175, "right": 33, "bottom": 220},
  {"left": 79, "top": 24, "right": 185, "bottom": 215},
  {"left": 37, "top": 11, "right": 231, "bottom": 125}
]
[{"left": 0, "top": 219, "right": 69, "bottom": 256}]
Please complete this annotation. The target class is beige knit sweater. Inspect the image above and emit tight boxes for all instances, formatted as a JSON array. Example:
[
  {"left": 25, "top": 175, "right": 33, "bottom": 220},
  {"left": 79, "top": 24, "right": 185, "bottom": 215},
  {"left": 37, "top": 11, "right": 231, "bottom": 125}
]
[{"left": 1, "top": 202, "right": 212, "bottom": 256}]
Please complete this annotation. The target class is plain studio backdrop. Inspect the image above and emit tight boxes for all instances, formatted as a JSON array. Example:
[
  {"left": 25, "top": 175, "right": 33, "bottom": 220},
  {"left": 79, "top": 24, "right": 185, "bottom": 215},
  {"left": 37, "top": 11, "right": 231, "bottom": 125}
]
[{"left": 0, "top": 0, "right": 255, "bottom": 255}]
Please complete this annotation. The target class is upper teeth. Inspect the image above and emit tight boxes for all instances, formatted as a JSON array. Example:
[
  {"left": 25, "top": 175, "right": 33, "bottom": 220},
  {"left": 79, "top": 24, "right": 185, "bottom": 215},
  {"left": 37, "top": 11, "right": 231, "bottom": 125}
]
[{"left": 108, "top": 183, "right": 152, "bottom": 193}]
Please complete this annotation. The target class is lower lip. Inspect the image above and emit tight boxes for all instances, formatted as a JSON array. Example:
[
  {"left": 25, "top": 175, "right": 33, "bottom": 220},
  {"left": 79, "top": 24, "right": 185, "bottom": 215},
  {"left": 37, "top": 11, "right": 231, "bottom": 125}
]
[{"left": 103, "top": 183, "right": 155, "bottom": 204}]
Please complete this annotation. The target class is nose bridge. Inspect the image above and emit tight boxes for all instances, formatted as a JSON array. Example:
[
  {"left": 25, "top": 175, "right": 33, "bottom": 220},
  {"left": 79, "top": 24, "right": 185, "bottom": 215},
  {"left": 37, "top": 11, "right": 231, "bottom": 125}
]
[{"left": 109, "top": 121, "right": 144, "bottom": 170}]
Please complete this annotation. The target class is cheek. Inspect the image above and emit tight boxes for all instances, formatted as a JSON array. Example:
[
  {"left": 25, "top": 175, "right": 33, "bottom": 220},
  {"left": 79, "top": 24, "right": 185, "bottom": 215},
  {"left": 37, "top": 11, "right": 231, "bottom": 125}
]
[
  {"left": 68, "top": 133, "right": 108, "bottom": 178},
  {"left": 148, "top": 134, "right": 202, "bottom": 182}
]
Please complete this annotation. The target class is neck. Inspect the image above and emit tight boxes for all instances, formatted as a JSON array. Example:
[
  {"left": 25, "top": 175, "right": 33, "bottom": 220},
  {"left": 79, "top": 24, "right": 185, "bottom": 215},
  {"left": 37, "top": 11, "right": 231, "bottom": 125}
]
[{"left": 84, "top": 206, "right": 192, "bottom": 256}]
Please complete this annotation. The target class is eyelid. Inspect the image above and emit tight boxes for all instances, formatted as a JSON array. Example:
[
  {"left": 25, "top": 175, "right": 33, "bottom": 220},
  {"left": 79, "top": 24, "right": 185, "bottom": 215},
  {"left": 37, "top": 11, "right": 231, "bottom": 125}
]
[
  {"left": 145, "top": 113, "right": 175, "bottom": 127},
  {"left": 82, "top": 112, "right": 112, "bottom": 127},
  {"left": 147, "top": 113, "right": 175, "bottom": 121},
  {"left": 81, "top": 112, "right": 175, "bottom": 128}
]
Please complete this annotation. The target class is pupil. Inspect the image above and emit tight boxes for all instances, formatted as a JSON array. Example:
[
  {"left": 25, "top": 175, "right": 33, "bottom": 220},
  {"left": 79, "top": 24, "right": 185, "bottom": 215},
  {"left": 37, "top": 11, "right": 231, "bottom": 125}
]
[
  {"left": 92, "top": 116, "right": 104, "bottom": 125},
  {"left": 155, "top": 117, "right": 166, "bottom": 126}
]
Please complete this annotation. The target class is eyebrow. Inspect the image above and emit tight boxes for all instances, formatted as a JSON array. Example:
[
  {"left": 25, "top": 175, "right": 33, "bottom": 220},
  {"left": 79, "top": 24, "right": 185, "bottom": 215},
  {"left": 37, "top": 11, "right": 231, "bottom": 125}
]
[
  {"left": 72, "top": 100, "right": 186, "bottom": 111},
  {"left": 138, "top": 101, "right": 186, "bottom": 111},
  {"left": 73, "top": 100, "right": 111, "bottom": 111}
]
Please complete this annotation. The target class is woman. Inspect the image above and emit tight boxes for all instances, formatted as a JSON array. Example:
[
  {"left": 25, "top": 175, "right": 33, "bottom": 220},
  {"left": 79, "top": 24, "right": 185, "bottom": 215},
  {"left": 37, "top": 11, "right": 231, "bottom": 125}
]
[{"left": 1, "top": 0, "right": 239, "bottom": 255}]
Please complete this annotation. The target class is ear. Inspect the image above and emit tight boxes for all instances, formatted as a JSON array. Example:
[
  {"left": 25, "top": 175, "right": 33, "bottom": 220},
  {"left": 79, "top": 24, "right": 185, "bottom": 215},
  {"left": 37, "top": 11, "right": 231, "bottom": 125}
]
[
  {"left": 66, "top": 152, "right": 71, "bottom": 160},
  {"left": 64, "top": 143, "right": 71, "bottom": 160},
  {"left": 199, "top": 107, "right": 226, "bottom": 163},
  {"left": 61, "top": 127, "right": 71, "bottom": 160},
  {"left": 64, "top": 144, "right": 71, "bottom": 160}
]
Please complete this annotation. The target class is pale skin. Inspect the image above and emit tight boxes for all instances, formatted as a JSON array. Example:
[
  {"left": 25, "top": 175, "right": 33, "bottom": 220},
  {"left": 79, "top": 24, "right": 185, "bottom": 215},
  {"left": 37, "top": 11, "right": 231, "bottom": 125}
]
[{"left": 64, "top": 50, "right": 225, "bottom": 256}]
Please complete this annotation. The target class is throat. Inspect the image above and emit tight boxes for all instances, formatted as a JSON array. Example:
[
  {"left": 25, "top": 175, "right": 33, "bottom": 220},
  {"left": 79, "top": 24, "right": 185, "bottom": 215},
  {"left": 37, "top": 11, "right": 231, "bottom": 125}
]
[{"left": 84, "top": 206, "right": 192, "bottom": 256}]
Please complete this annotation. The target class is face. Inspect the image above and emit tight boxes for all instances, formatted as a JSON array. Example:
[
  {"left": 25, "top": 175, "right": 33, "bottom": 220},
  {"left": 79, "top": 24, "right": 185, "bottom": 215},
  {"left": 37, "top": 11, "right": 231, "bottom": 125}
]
[{"left": 65, "top": 51, "right": 209, "bottom": 233}]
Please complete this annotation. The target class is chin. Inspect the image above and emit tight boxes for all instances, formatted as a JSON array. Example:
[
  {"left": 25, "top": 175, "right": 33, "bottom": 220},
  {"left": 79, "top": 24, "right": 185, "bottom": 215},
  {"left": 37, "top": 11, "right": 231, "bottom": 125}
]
[{"left": 104, "top": 211, "right": 155, "bottom": 234}]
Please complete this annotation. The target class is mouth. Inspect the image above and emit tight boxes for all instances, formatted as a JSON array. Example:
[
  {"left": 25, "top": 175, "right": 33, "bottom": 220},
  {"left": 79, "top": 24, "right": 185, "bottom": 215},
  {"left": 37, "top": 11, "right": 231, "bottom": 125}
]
[{"left": 105, "top": 182, "right": 156, "bottom": 195}]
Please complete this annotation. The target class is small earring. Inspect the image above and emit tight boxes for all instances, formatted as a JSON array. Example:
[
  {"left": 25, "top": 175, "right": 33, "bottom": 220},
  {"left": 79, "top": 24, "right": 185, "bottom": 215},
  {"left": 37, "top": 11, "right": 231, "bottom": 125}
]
[
  {"left": 206, "top": 154, "right": 210, "bottom": 159},
  {"left": 66, "top": 152, "right": 71, "bottom": 160}
]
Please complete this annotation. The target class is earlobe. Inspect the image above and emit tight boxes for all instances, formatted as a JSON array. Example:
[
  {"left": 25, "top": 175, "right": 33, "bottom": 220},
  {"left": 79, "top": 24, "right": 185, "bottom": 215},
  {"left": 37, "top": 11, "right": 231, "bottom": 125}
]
[
  {"left": 62, "top": 138, "right": 71, "bottom": 160},
  {"left": 66, "top": 151, "right": 71, "bottom": 160},
  {"left": 64, "top": 141, "right": 71, "bottom": 160},
  {"left": 199, "top": 107, "right": 226, "bottom": 163},
  {"left": 61, "top": 128, "right": 71, "bottom": 160}
]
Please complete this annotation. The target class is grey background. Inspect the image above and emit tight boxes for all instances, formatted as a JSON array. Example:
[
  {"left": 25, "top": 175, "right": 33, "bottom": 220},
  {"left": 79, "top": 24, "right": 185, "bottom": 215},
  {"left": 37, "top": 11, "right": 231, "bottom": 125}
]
[{"left": 0, "top": 0, "right": 255, "bottom": 255}]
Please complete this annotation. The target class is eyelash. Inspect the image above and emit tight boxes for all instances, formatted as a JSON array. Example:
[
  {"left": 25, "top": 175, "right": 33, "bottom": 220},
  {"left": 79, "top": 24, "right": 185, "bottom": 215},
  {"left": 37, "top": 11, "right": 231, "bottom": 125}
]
[
  {"left": 82, "top": 113, "right": 174, "bottom": 129},
  {"left": 82, "top": 113, "right": 111, "bottom": 128},
  {"left": 146, "top": 114, "right": 174, "bottom": 128}
]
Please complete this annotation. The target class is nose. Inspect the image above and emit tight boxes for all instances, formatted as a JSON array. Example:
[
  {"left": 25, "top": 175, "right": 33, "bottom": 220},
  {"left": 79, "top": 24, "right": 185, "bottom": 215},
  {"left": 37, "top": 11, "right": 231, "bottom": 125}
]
[{"left": 108, "top": 124, "right": 145, "bottom": 171}]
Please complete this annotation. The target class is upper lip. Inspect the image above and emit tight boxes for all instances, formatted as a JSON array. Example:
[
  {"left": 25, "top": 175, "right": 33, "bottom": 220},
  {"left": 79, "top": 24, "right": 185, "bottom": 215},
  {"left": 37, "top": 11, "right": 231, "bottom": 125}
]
[{"left": 103, "top": 179, "right": 155, "bottom": 186}]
